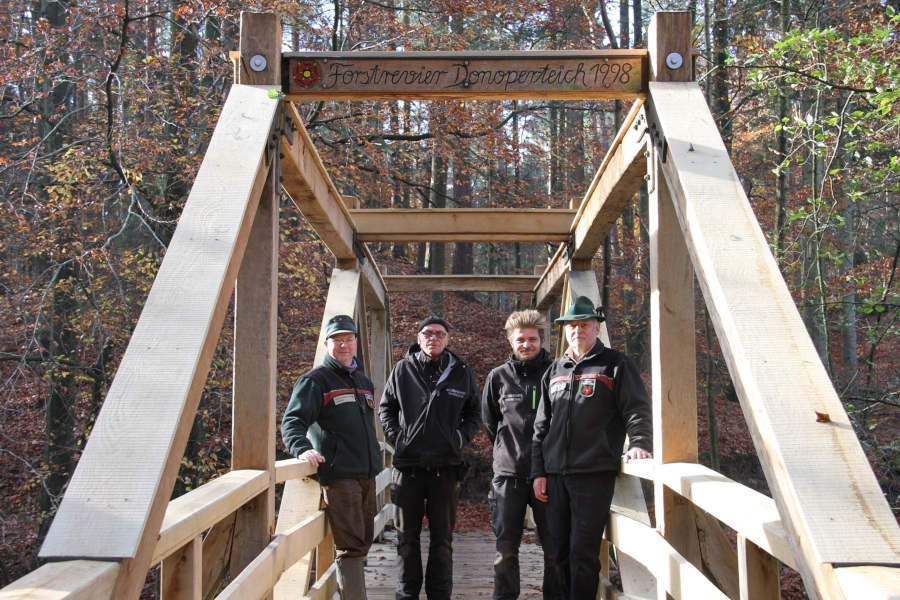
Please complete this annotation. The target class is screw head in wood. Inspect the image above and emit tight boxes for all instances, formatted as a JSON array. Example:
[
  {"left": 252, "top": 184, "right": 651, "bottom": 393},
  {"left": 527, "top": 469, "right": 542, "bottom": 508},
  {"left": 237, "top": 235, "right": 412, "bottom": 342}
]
[
  {"left": 249, "top": 54, "right": 268, "bottom": 72},
  {"left": 665, "top": 52, "right": 683, "bottom": 70}
]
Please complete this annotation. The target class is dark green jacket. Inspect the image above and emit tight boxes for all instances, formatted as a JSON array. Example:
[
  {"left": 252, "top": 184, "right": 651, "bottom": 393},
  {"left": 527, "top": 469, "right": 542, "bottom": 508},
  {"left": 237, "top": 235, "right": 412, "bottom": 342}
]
[{"left": 281, "top": 354, "right": 381, "bottom": 481}]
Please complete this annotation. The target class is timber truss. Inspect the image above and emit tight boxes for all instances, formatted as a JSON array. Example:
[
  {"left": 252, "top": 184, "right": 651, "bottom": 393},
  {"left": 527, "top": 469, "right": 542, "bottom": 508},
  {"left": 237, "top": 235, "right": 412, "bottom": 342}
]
[{"left": 3, "top": 10, "right": 898, "bottom": 600}]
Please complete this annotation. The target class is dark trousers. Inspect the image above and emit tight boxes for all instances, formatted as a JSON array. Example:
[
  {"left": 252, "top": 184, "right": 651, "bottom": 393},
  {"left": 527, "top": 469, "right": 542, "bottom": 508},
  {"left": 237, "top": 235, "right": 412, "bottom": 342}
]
[
  {"left": 322, "top": 477, "right": 377, "bottom": 559},
  {"left": 391, "top": 467, "right": 459, "bottom": 600},
  {"left": 545, "top": 472, "right": 617, "bottom": 600},
  {"left": 489, "top": 476, "right": 562, "bottom": 600}
]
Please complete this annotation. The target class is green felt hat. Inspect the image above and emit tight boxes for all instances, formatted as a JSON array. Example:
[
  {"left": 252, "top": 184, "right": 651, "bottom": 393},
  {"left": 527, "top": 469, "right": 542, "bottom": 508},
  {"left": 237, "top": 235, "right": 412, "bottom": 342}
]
[
  {"left": 324, "top": 314, "right": 358, "bottom": 338},
  {"left": 554, "top": 296, "right": 606, "bottom": 323}
]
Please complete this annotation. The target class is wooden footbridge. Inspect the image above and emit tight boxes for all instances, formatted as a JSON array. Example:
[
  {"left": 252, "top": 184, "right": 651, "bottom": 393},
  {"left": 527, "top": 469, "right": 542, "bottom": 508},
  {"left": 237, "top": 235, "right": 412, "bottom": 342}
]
[{"left": 4, "top": 11, "right": 898, "bottom": 600}]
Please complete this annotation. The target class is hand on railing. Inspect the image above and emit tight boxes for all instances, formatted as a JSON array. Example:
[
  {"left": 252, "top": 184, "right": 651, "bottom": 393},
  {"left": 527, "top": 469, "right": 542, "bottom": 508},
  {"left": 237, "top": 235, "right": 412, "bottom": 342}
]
[
  {"left": 533, "top": 476, "right": 548, "bottom": 503},
  {"left": 299, "top": 449, "right": 326, "bottom": 466},
  {"left": 624, "top": 447, "right": 652, "bottom": 462}
]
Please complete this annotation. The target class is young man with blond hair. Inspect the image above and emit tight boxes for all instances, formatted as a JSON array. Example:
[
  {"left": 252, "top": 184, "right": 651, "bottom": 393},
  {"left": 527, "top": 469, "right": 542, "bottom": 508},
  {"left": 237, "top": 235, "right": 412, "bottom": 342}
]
[{"left": 482, "top": 309, "right": 561, "bottom": 599}]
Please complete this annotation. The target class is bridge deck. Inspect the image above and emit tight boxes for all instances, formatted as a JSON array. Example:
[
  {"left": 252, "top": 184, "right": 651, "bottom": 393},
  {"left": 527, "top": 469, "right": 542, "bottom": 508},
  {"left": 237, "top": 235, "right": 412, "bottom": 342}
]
[{"left": 365, "top": 528, "right": 548, "bottom": 599}]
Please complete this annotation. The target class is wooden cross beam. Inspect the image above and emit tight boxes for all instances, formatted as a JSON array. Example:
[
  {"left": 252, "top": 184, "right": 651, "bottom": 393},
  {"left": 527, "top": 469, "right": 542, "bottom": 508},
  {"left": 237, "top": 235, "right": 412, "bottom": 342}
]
[
  {"left": 283, "top": 50, "right": 648, "bottom": 101},
  {"left": 350, "top": 208, "right": 576, "bottom": 243}
]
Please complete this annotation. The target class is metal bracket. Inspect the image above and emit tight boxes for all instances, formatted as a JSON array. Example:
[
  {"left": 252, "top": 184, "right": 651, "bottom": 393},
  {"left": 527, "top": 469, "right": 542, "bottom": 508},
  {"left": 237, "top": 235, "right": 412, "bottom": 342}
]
[{"left": 282, "top": 105, "right": 296, "bottom": 146}]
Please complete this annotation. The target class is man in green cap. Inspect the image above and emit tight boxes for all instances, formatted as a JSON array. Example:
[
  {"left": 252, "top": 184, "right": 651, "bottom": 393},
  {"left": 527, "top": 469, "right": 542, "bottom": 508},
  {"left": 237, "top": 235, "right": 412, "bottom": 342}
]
[
  {"left": 531, "top": 296, "right": 652, "bottom": 600},
  {"left": 282, "top": 314, "right": 381, "bottom": 600}
]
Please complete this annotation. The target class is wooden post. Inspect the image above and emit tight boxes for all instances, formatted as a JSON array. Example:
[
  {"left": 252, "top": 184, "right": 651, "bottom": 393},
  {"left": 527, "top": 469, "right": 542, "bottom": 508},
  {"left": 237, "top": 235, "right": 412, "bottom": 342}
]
[
  {"left": 161, "top": 537, "right": 202, "bottom": 600},
  {"left": 648, "top": 11, "right": 698, "bottom": 600},
  {"left": 738, "top": 535, "right": 781, "bottom": 600},
  {"left": 229, "top": 10, "right": 281, "bottom": 591}
]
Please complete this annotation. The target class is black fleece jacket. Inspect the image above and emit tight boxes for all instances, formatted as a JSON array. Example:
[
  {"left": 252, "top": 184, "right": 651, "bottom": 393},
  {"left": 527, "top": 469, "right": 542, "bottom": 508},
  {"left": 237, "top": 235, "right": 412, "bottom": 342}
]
[
  {"left": 482, "top": 348, "right": 552, "bottom": 478},
  {"left": 379, "top": 344, "right": 481, "bottom": 469},
  {"left": 531, "top": 339, "right": 652, "bottom": 477}
]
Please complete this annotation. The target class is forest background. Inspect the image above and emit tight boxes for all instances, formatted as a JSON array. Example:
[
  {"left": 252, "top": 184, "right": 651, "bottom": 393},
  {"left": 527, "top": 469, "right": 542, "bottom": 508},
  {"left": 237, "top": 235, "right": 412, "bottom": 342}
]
[{"left": 0, "top": 0, "right": 897, "bottom": 595}]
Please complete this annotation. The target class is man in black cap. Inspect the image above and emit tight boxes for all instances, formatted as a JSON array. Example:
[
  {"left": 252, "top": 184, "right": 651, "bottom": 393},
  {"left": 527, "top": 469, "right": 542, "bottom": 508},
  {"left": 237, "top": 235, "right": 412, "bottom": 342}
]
[
  {"left": 282, "top": 314, "right": 381, "bottom": 600},
  {"left": 531, "top": 297, "right": 652, "bottom": 600},
  {"left": 482, "top": 309, "right": 561, "bottom": 599},
  {"left": 379, "top": 315, "right": 480, "bottom": 600}
]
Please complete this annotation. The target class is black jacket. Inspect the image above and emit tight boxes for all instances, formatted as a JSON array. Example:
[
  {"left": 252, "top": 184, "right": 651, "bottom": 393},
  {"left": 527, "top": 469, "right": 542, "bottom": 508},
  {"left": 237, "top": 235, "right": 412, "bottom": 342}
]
[
  {"left": 379, "top": 344, "right": 481, "bottom": 469},
  {"left": 531, "top": 339, "right": 652, "bottom": 477},
  {"left": 482, "top": 348, "right": 552, "bottom": 478},
  {"left": 281, "top": 354, "right": 381, "bottom": 481}
]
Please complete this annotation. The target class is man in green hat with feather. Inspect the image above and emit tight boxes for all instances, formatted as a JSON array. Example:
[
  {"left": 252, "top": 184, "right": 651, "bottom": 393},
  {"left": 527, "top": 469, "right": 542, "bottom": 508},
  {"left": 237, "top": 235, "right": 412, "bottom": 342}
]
[{"left": 531, "top": 296, "right": 652, "bottom": 600}]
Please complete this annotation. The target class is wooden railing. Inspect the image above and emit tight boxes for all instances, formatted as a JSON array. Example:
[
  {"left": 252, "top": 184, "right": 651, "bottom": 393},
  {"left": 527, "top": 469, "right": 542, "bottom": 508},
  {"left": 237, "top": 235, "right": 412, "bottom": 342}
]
[{"left": 2, "top": 11, "right": 898, "bottom": 600}]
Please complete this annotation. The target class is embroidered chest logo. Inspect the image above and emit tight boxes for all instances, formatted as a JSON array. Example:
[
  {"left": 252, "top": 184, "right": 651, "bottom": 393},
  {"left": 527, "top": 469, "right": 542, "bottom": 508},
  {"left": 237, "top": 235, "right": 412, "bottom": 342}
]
[
  {"left": 362, "top": 392, "right": 375, "bottom": 408},
  {"left": 581, "top": 379, "right": 596, "bottom": 396}
]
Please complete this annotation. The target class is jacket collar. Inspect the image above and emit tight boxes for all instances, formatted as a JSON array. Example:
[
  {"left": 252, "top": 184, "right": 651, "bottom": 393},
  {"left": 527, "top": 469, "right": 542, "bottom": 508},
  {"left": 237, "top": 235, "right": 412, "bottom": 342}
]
[
  {"left": 324, "top": 353, "right": 358, "bottom": 375},
  {"left": 507, "top": 347, "right": 551, "bottom": 375},
  {"left": 562, "top": 338, "right": 606, "bottom": 366}
]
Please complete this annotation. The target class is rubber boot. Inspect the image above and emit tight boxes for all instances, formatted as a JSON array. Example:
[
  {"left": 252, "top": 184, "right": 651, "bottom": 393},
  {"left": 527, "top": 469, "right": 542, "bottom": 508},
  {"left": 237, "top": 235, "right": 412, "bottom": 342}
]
[{"left": 336, "top": 555, "right": 368, "bottom": 600}]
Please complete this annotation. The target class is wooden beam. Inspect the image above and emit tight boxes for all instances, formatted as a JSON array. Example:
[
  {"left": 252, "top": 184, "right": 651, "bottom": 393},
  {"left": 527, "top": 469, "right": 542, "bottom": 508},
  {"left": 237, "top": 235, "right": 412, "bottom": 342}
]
[
  {"left": 534, "top": 102, "right": 646, "bottom": 309},
  {"left": 385, "top": 274, "right": 540, "bottom": 292},
  {"left": 570, "top": 101, "right": 648, "bottom": 261},
  {"left": 303, "top": 563, "right": 339, "bottom": 600},
  {"left": 153, "top": 469, "right": 268, "bottom": 564},
  {"left": 238, "top": 12, "right": 281, "bottom": 87},
  {"left": 217, "top": 511, "right": 327, "bottom": 600},
  {"left": 648, "top": 12, "right": 694, "bottom": 82},
  {"left": 233, "top": 15, "right": 281, "bottom": 580},
  {"left": 273, "top": 477, "right": 322, "bottom": 599},
  {"left": 0, "top": 561, "right": 117, "bottom": 600},
  {"left": 737, "top": 534, "right": 780, "bottom": 600},
  {"left": 281, "top": 102, "right": 356, "bottom": 260},
  {"left": 647, "top": 81, "right": 900, "bottom": 598},
  {"left": 622, "top": 460, "right": 795, "bottom": 570},
  {"left": 349, "top": 208, "right": 576, "bottom": 243},
  {"left": 314, "top": 268, "right": 361, "bottom": 367},
  {"left": 606, "top": 513, "right": 730, "bottom": 600},
  {"left": 38, "top": 85, "right": 279, "bottom": 599},
  {"left": 283, "top": 50, "right": 648, "bottom": 101},
  {"left": 161, "top": 536, "right": 201, "bottom": 600}
]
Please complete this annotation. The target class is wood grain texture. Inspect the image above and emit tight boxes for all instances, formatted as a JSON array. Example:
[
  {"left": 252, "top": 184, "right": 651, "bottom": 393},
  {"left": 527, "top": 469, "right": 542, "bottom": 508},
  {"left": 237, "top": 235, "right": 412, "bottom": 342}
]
[
  {"left": 39, "top": 85, "right": 279, "bottom": 576},
  {"left": 647, "top": 12, "right": 693, "bottom": 82},
  {"left": 281, "top": 103, "right": 356, "bottom": 260},
  {"left": 624, "top": 461, "right": 795, "bottom": 570},
  {"left": 313, "top": 268, "right": 361, "bottom": 367},
  {"left": 648, "top": 81, "right": 900, "bottom": 596},
  {"left": 349, "top": 208, "right": 576, "bottom": 243},
  {"left": 0, "top": 561, "right": 117, "bottom": 600},
  {"left": 161, "top": 536, "right": 201, "bottom": 600},
  {"left": 607, "top": 513, "right": 730, "bottom": 600},
  {"left": 737, "top": 535, "right": 780, "bottom": 600},
  {"left": 238, "top": 12, "right": 281, "bottom": 87},
  {"left": 385, "top": 275, "right": 539, "bottom": 292},
  {"left": 153, "top": 469, "right": 268, "bottom": 564},
  {"left": 273, "top": 477, "right": 322, "bottom": 599},
  {"left": 570, "top": 102, "right": 648, "bottom": 261},
  {"left": 217, "top": 511, "right": 327, "bottom": 600},
  {"left": 363, "top": 529, "right": 550, "bottom": 599},
  {"left": 284, "top": 50, "right": 647, "bottom": 100}
]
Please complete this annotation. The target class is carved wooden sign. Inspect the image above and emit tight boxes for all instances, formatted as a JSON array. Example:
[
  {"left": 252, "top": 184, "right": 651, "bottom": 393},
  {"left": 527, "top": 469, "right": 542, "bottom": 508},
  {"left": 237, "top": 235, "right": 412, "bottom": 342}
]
[{"left": 283, "top": 51, "right": 647, "bottom": 100}]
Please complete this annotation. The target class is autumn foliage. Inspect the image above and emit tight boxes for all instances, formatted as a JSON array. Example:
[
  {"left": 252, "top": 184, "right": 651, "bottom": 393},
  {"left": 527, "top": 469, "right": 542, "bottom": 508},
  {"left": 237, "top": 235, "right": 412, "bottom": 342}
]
[{"left": 0, "top": 2, "right": 897, "bottom": 597}]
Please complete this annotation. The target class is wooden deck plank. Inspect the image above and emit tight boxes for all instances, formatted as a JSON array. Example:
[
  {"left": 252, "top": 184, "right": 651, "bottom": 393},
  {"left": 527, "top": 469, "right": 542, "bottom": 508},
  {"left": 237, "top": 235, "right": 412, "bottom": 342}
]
[{"left": 365, "top": 529, "right": 548, "bottom": 599}]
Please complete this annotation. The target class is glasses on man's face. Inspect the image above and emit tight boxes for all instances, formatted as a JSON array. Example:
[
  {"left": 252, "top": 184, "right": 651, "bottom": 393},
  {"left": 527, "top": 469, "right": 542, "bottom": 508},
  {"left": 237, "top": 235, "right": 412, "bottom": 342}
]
[{"left": 420, "top": 330, "right": 447, "bottom": 340}]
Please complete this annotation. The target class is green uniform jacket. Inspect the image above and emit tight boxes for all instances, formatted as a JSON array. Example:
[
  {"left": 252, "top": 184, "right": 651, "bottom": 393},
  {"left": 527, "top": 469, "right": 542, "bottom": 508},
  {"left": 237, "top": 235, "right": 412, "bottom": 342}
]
[{"left": 281, "top": 354, "right": 381, "bottom": 481}]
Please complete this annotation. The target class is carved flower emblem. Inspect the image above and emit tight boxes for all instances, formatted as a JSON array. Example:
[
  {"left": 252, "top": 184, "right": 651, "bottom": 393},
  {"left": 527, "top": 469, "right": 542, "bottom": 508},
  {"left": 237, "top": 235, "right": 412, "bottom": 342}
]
[{"left": 293, "top": 60, "right": 321, "bottom": 88}]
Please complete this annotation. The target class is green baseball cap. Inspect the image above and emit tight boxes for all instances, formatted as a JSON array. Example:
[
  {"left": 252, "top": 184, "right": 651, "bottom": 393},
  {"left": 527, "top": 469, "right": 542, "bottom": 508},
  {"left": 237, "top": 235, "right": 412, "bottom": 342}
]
[
  {"left": 554, "top": 296, "right": 606, "bottom": 323},
  {"left": 324, "top": 314, "right": 358, "bottom": 338}
]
